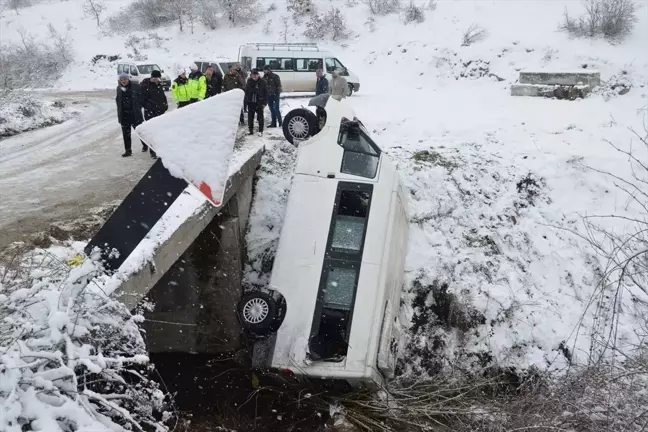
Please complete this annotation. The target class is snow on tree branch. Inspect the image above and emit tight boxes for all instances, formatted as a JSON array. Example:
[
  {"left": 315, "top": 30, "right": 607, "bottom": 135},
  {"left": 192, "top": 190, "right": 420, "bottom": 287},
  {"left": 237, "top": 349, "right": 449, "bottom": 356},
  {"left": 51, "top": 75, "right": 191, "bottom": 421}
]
[{"left": 0, "top": 245, "right": 172, "bottom": 432}]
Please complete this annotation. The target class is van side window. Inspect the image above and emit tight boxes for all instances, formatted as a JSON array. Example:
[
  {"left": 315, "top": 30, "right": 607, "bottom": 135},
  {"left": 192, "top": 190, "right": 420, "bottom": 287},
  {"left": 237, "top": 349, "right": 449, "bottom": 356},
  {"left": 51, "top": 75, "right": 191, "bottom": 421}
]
[
  {"left": 256, "top": 57, "right": 294, "bottom": 71},
  {"left": 309, "top": 182, "right": 373, "bottom": 361},
  {"left": 130, "top": 65, "right": 138, "bottom": 76},
  {"left": 296, "top": 58, "right": 322, "bottom": 72},
  {"left": 326, "top": 58, "right": 348, "bottom": 75},
  {"left": 117, "top": 64, "right": 123, "bottom": 74},
  {"left": 241, "top": 56, "right": 252, "bottom": 71},
  {"left": 337, "top": 119, "right": 381, "bottom": 179}
]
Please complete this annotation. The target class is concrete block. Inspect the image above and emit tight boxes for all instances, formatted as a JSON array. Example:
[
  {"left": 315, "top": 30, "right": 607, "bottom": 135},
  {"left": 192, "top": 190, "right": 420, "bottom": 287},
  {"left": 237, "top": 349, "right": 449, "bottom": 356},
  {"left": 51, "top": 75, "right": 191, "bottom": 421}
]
[
  {"left": 519, "top": 70, "right": 600, "bottom": 87},
  {"left": 511, "top": 84, "right": 554, "bottom": 97}
]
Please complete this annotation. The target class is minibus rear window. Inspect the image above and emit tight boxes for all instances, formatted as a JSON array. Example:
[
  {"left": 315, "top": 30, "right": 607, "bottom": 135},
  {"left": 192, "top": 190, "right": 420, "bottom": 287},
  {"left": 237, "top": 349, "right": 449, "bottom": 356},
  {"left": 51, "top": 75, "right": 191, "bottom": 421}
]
[{"left": 309, "top": 182, "right": 373, "bottom": 362}]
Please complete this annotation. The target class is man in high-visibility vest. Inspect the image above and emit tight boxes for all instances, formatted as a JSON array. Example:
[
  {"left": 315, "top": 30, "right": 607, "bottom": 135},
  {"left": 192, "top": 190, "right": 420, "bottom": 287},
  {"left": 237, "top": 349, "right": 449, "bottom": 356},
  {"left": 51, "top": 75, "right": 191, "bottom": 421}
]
[
  {"left": 171, "top": 67, "right": 192, "bottom": 108},
  {"left": 188, "top": 63, "right": 206, "bottom": 103}
]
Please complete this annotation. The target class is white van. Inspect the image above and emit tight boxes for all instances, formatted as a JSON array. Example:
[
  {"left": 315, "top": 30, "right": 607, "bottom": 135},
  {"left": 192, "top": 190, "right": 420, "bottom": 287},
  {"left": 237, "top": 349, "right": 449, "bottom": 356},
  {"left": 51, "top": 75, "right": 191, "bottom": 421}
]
[
  {"left": 238, "top": 43, "right": 361, "bottom": 95},
  {"left": 117, "top": 62, "right": 172, "bottom": 90},
  {"left": 238, "top": 96, "right": 408, "bottom": 387}
]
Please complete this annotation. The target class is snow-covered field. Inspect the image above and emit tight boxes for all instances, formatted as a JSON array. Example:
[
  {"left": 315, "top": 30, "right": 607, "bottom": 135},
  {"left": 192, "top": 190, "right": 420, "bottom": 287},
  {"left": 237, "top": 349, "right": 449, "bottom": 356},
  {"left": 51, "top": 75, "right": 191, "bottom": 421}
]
[{"left": 1, "top": 0, "right": 648, "bottom": 422}]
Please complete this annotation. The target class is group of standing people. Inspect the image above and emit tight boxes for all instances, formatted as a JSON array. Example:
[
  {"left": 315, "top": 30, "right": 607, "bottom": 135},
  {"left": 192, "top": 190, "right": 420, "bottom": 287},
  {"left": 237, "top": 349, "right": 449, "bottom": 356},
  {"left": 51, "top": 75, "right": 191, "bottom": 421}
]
[
  {"left": 116, "top": 69, "right": 168, "bottom": 158},
  {"left": 116, "top": 60, "right": 349, "bottom": 156}
]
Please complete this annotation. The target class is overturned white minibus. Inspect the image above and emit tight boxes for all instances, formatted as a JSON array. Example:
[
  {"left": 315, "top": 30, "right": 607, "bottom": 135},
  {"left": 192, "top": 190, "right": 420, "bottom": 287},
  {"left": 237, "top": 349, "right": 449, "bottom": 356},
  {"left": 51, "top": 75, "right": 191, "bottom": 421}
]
[{"left": 238, "top": 95, "right": 409, "bottom": 387}]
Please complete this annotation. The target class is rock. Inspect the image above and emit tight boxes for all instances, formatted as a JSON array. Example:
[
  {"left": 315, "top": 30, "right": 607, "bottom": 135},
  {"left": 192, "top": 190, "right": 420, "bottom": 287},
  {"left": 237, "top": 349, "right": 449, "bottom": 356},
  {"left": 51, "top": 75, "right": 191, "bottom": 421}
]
[{"left": 618, "top": 87, "right": 630, "bottom": 95}]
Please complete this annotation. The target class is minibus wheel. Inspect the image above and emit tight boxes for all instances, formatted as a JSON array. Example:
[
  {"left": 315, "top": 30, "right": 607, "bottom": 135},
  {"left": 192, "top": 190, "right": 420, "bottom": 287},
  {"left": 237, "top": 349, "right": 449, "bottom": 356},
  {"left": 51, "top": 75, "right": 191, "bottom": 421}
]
[
  {"left": 347, "top": 84, "right": 354, "bottom": 97},
  {"left": 316, "top": 107, "right": 327, "bottom": 130},
  {"left": 283, "top": 108, "right": 318, "bottom": 145},
  {"left": 238, "top": 291, "right": 277, "bottom": 334}
]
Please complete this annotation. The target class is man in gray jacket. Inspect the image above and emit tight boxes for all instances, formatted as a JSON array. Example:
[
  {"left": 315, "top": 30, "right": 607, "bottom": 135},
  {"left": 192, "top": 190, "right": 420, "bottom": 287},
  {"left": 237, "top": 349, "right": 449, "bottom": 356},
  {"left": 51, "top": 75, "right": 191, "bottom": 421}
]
[{"left": 328, "top": 67, "right": 348, "bottom": 101}]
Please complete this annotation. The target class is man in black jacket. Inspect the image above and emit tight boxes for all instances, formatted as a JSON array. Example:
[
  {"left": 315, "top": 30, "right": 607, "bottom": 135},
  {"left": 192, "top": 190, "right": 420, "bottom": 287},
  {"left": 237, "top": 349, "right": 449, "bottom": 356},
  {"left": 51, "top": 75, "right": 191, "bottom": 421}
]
[
  {"left": 204, "top": 65, "right": 222, "bottom": 98},
  {"left": 139, "top": 70, "right": 168, "bottom": 159},
  {"left": 244, "top": 69, "right": 268, "bottom": 136},
  {"left": 315, "top": 69, "right": 329, "bottom": 95},
  {"left": 116, "top": 73, "right": 144, "bottom": 157},
  {"left": 263, "top": 65, "right": 282, "bottom": 128}
]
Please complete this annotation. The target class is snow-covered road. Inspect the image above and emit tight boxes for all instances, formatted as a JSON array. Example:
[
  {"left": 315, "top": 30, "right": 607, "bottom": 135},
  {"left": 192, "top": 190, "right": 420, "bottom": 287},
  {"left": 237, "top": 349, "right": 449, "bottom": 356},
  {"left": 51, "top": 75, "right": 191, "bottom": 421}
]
[{"left": 0, "top": 91, "right": 158, "bottom": 248}]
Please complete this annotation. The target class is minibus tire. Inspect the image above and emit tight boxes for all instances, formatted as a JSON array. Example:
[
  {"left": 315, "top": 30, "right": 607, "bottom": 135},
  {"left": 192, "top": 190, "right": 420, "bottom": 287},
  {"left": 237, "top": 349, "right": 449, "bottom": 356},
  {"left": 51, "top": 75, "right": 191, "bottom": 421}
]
[
  {"left": 283, "top": 108, "right": 318, "bottom": 145},
  {"left": 239, "top": 291, "right": 277, "bottom": 333},
  {"left": 347, "top": 84, "right": 354, "bottom": 97}
]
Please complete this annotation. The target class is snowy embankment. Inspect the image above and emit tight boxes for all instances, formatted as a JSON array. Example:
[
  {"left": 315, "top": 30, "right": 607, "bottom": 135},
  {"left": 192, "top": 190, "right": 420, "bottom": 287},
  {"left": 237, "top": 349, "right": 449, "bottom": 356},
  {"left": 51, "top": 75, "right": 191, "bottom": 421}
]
[{"left": 0, "top": 93, "right": 78, "bottom": 138}]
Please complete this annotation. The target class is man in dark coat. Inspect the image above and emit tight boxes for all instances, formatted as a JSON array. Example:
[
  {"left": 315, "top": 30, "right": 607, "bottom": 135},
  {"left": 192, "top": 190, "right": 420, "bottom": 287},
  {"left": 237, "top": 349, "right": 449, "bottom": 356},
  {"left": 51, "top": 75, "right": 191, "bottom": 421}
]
[
  {"left": 263, "top": 65, "right": 282, "bottom": 128},
  {"left": 223, "top": 63, "right": 246, "bottom": 125},
  {"left": 116, "top": 73, "right": 144, "bottom": 157},
  {"left": 316, "top": 69, "right": 329, "bottom": 95},
  {"left": 139, "top": 70, "right": 168, "bottom": 159},
  {"left": 204, "top": 65, "right": 222, "bottom": 98},
  {"left": 244, "top": 69, "right": 268, "bottom": 136}
]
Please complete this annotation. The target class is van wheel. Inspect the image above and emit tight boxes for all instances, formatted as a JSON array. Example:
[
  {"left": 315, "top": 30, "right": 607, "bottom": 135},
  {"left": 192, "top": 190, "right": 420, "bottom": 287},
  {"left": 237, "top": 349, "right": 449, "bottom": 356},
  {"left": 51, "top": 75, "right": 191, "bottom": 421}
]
[
  {"left": 283, "top": 108, "right": 318, "bottom": 145},
  {"left": 239, "top": 291, "right": 277, "bottom": 335},
  {"left": 347, "top": 84, "right": 354, "bottom": 97}
]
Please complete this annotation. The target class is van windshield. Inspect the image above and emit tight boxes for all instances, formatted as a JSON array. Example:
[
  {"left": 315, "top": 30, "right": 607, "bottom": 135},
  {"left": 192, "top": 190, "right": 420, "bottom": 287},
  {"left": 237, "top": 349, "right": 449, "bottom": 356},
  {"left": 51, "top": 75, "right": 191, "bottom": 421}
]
[{"left": 137, "top": 64, "right": 161, "bottom": 74}]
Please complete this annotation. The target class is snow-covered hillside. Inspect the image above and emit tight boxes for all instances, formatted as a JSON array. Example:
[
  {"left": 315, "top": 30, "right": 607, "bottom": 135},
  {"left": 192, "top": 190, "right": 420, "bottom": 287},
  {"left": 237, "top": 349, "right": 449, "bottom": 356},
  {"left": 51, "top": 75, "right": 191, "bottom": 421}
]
[{"left": 3, "top": 0, "right": 648, "bottom": 377}]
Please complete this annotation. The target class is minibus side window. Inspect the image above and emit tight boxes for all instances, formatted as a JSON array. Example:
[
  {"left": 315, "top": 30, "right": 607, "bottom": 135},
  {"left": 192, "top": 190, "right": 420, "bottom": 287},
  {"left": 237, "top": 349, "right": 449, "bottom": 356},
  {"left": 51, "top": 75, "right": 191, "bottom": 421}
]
[
  {"left": 309, "top": 182, "right": 373, "bottom": 361},
  {"left": 338, "top": 120, "right": 381, "bottom": 179},
  {"left": 241, "top": 56, "right": 252, "bottom": 71}
]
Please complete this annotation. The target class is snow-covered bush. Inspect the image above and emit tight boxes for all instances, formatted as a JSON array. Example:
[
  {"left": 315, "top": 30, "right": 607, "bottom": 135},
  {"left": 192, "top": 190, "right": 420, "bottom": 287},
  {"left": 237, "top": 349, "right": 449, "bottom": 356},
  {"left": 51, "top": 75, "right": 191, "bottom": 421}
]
[
  {"left": 403, "top": 1, "right": 425, "bottom": 24},
  {"left": 220, "top": 0, "right": 262, "bottom": 25},
  {"left": 287, "top": 0, "right": 315, "bottom": 17},
  {"left": 364, "top": 0, "right": 400, "bottom": 15},
  {"left": 0, "top": 92, "right": 77, "bottom": 138},
  {"left": 304, "top": 8, "right": 350, "bottom": 41},
  {"left": 0, "top": 25, "right": 72, "bottom": 89},
  {"left": 107, "top": 0, "right": 175, "bottom": 33},
  {"left": 560, "top": 0, "right": 640, "bottom": 41},
  {"left": 0, "top": 246, "right": 172, "bottom": 431}
]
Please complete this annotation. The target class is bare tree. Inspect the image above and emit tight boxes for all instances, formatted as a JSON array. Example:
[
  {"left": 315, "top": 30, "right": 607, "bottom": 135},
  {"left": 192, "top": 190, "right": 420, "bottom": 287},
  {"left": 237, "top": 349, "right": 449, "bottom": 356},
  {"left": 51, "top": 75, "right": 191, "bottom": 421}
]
[
  {"left": 561, "top": 0, "right": 639, "bottom": 41},
  {"left": 9, "top": 0, "right": 28, "bottom": 15},
  {"left": 461, "top": 23, "right": 488, "bottom": 46},
  {"left": 82, "top": 0, "right": 106, "bottom": 26},
  {"left": 165, "top": 0, "right": 185, "bottom": 31}
]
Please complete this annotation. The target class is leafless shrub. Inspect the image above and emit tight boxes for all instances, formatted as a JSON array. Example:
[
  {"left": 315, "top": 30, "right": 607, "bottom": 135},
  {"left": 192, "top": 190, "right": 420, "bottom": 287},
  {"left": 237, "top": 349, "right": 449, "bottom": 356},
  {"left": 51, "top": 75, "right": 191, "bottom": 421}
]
[
  {"left": 365, "top": 15, "right": 376, "bottom": 32},
  {"left": 267, "top": 2, "right": 276, "bottom": 11},
  {"left": 263, "top": 18, "right": 273, "bottom": 35},
  {"left": 195, "top": 0, "right": 219, "bottom": 29},
  {"left": 560, "top": 0, "right": 640, "bottom": 41},
  {"left": 82, "top": 0, "right": 106, "bottom": 26},
  {"left": 304, "top": 7, "right": 350, "bottom": 40},
  {"left": 8, "top": 0, "right": 29, "bottom": 14},
  {"left": 0, "top": 25, "right": 73, "bottom": 89},
  {"left": 280, "top": 16, "right": 289, "bottom": 42},
  {"left": 427, "top": 0, "right": 437, "bottom": 10},
  {"left": 403, "top": 1, "right": 425, "bottom": 24},
  {"left": 220, "top": 0, "right": 262, "bottom": 25},
  {"left": 364, "top": 0, "right": 400, "bottom": 15},
  {"left": 107, "top": 0, "right": 176, "bottom": 32},
  {"left": 461, "top": 23, "right": 488, "bottom": 46}
]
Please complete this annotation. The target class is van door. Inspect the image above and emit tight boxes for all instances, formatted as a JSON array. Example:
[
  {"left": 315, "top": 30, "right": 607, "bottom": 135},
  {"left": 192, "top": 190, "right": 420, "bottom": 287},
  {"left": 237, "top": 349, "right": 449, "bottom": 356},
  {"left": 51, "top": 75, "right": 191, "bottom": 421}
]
[
  {"left": 129, "top": 64, "right": 140, "bottom": 83},
  {"left": 294, "top": 57, "right": 322, "bottom": 92},
  {"left": 256, "top": 55, "right": 296, "bottom": 92}
]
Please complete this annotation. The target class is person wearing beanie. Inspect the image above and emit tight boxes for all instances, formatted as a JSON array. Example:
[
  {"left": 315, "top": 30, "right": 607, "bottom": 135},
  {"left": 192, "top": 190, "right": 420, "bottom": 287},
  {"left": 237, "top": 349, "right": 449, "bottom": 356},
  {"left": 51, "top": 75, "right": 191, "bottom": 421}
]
[
  {"left": 187, "top": 63, "right": 206, "bottom": 104},
  {"left": 244, "top": 68, "right": 268, "bottom": 137},
  {"left": 171, "top": 67, "right": 192, "bottom": 108},
  {"left": 138, "top": 69, "right": 168, "bottom": 158},
  {"left": 115, "top": 73, "right": 144, "bottom": 157}
]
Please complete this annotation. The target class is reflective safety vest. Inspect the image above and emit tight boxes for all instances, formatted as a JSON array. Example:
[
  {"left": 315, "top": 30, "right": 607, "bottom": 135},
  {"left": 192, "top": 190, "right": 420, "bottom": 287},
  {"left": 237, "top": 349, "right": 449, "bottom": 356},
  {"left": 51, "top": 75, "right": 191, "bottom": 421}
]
[
  {"left": 171, "top": 77, "right": 191, "bottom": 104},
  {"left": 188, "top": 72, "right": 207, "bottom": 101}
]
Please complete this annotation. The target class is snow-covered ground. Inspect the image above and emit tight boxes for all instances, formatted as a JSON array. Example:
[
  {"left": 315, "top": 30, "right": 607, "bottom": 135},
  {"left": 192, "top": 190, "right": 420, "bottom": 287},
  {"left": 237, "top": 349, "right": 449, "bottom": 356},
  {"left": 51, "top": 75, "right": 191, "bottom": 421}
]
[
  {"left": 2, "top": 0, "right": 648, "bottom": 378},
  {"left": 0, "top": 92, "right": 79, "bottom": 138}
]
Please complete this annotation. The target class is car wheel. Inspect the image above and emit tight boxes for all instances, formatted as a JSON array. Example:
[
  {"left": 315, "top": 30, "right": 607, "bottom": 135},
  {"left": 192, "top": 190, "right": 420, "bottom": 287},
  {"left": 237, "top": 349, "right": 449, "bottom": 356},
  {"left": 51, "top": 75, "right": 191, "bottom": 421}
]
[
  {"left": 238, "top": 291, "right": 277, "bottom": 335},
  {"left": 347, "top": 84, "right": 354, "bottom": 97},
  {"left": 282, "top": 108, "right": 318, "bottom": 145}
]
